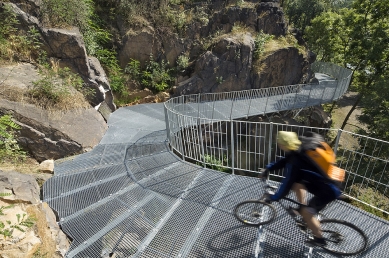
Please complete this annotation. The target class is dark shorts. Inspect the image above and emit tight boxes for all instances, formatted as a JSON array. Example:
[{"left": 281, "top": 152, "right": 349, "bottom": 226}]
[{"left": 308, "top": 195, "right": 335, "bottom": 213}]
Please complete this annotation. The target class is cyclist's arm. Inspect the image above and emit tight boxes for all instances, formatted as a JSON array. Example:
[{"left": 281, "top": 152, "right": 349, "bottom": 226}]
[
  {"left": 266, "top": 157, "right": 288, "bottom": 171},
  {"left": 270, "top": 162, "right": 299, "bottom": 201}
]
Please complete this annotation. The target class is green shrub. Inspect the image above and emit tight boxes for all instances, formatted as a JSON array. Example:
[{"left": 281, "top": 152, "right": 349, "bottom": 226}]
[
  {"left": 95, "top": 48, "right": 127, "bottom": 96},
  {"left": 0, "top": 4, "right": 44, "bottom": 62},
  {"left": 125, "top": 59, "right": 141, "bottom": 79},
  {"left": 40, "top": 0, "right": 93, "bottom": 31},
  {"left": 125, "top": 56, "right": 175, "bottom": 93},
  {"left": 176, "top": 54, "right": 190, "bottom": 72},
  {"left": 0, "top": 115, "right": 26, "bottom": 162},
  {"left": 0, "top": 204, "right": 36, "bottom": 240},
  {"left": 348, "top": 184, "right": 389, "bottom": 220},
  {"left": 202, "top": 154, "right": 231, "bottom": 173},
  {"left": 28, "top": 66, "right": 91, "bottom": 110},
  {"left": 253, "top": 31, "right": 274, "bottom": 59}
]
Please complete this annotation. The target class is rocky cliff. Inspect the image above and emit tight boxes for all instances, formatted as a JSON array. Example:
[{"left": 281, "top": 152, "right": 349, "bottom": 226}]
[{"left": 0, "top": 0, "right": 314, "bottom": 160}]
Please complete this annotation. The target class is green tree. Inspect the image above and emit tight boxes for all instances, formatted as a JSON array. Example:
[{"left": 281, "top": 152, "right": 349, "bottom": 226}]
[
  {"left": 283, "top": 0, "right": 352, "bottom": 33},
  {"left": 357, "top": 78, "right": 389, "bottom": 142},
  {"left": 285, "top": 0, "right": 327, "bottom": 33},
  {"left": 305, "top": 0, "right": 389, "bottom": 133}
]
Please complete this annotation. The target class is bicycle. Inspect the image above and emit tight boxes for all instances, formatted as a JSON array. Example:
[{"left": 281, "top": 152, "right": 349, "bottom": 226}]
[{"left": 233, "top": 183, "right": 368, "bottom": 256}]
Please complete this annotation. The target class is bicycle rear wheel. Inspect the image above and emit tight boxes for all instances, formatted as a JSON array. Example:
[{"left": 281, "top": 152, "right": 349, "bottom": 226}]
[
  {"left": 320, "top": 219, "right": 368, "bottom": 256},
  {"left": 233, "top": 200, "right": 276, "bottom": 226}
]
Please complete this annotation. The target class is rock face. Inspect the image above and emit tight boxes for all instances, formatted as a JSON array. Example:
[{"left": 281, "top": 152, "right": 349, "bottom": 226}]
[
  {"left": 251, "top": 47, "right": 308, "bottom": 89},
  {"left": 115, "top": 0, "right": 310, "bottom": 96},
  {"left": 0, "top": 170, "right": 70, "bottom": 258},
  {"left": 0, "top": 170, "right": 40, "bottom": 204},
  {"left": 0, "top": 99, "right": 107, "bottom": 162},
  {"left": 174, "top": 35, "right": 308, "bottom": 95},
  {"left": 175, "top": 33, "right": 255, "bottom": 95},
  {"left": 5, "top": 1, "right": 115, "bottom": 112}
]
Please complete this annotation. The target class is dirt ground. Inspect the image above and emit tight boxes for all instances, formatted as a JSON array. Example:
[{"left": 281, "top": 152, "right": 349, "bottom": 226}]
[
  {"left": 331, "top": 91, "right": 364, "bottom": 132},
  {"left": 330, "top": 91, "right": 366, "bottom": 148}
]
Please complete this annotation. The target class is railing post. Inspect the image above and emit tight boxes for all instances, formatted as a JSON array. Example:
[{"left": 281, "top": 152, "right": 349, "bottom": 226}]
[
  {"left": 333, "top": 129, "right": 343, "bottom": 156},
  {"left": 268, "top": 122, "right": 273, "bottom": 166},
  {"left": 164, "top": 104, "right": 171, "bottom": 144},
  {"left": 264, "top": 89, "right": 269, "bottom": 115},
  {"left": 198, "top": 117, "right": 206, "bottom": 168},
  {"left": 197, "top": 93, "right": 201, "bottom": 118},
  {"left": 212, "top": 93, "right": 216, "bottom": 120},
  {"left": 180, "top": 95, "right": 184, "bottom": 113},
  {"left": 230, "top": 120, "right": 235, "bottom": 175},
  {"left": 247, "top": 90, "right": 254, "bottom": 118},
  {"left": 175, "top": 112, "right": 185, "bottom": 161},
  {"left": 229, "top": 92, "right": 236, "bottom": 120}
]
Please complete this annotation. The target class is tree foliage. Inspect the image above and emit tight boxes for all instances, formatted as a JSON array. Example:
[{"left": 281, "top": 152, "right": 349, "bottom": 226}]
[
  {"left": 282, "top": 0, "right": 353, "bottom": 33},
  {"left": 357, "top": 79, "right": 389, "bottom": 142},
  {"left": 305, "top": 0, "right": 389, "bottom": 139}
]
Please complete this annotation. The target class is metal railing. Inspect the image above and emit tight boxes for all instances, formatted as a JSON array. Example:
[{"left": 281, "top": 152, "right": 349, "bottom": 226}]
[{"left": 164, "top": 62, "right": 389, "bottom": 215}]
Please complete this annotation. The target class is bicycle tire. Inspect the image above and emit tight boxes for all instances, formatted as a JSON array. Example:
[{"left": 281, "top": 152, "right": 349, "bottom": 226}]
[
  {"left": 233, "top": 200, "right": 276, "bottom": 226},
  {"left": 320, "top": 219, "right": 368, "bottom": 256}
]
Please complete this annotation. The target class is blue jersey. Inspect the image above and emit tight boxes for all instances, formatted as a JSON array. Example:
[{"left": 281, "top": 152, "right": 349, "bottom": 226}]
[{"left": 268, "top": 151, "right": 341, "bottom": 202}]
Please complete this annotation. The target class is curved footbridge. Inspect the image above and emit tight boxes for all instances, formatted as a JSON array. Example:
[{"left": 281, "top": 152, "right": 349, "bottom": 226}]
[{"left": 43, "top": 63, "right": 389, "bottom": 257}]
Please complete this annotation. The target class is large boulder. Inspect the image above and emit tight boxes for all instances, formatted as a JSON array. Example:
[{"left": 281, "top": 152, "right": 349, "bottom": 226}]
[
  {"left": 251, "top": 47, "right": 309, "bottom": 89},
  {"left": 0, "top": 170, "right": 40, "bottom": 204},
  {"left": 4, "top": 2, "right": 115, "bottom": 113},
  {"left": 0, "top": 170, "right": 70, "bottom": 257},
  {"left": 118, "top": 27, "right": 185, "bottom": 69},
  {"left": 0, "top": 99, "right": 107, "bottom": 162},
  {"left": 175, "top": 32, "right": 254, "bottom": 95}
]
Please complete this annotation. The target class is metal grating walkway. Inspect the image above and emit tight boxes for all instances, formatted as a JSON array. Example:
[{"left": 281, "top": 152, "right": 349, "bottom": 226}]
[
  {"left": 43, "top": 102, "right": 389, "bottom": 258},
  {"left": 43, "top": 63, "right": 389, "bottom": 257}
]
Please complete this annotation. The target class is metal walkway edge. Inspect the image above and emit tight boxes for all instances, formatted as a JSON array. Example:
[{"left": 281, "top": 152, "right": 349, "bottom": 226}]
[{"left": 43, "top": 81, "right": 389, "bottom": 256}]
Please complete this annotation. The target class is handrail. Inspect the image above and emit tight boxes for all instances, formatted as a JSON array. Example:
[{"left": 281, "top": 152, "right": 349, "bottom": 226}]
[{"left": 164, "top": 62, "right": 389, "bottom": 215}]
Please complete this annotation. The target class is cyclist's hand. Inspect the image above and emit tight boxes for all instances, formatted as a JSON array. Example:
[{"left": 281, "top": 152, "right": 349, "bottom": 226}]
[{"left": 260, "top": 169, "right": 270, "bottom": 182}]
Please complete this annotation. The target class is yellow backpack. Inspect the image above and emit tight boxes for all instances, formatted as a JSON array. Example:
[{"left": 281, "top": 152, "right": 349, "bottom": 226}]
[{"left": 305, "top": 141, "right": 345, "bottom": 182}]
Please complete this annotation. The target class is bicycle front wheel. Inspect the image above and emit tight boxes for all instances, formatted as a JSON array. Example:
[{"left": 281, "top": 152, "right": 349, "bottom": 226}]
[
  {"left": 320, "top": 219, "right": 368, "bottom": 256},
  {"left": 233, "top": 200, "right": 276, "bottom": 226}
]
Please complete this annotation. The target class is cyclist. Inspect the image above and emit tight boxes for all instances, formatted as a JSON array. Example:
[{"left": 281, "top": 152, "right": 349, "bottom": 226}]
[{"left": 262, "top": 131, "right": 341, "bottom": 247}]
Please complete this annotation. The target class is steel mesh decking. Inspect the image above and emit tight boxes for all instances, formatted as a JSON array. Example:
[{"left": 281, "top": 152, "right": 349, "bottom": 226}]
[{"left": 44, "top": 77, "right": 389, "bottom": 256}]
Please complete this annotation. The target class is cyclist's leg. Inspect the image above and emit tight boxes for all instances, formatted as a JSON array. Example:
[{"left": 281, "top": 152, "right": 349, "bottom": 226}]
[
  {"left": 292, "top": 182, "right": 307, "bottom": 205},
  {"left": 300, "top": 206, "right": 322, "bottom": 238},
  {"left": 300, "top": 196, "right": 331, "bottom": 238}
]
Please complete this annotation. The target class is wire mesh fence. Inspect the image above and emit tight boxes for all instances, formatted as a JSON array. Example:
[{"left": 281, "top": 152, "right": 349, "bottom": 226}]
[{"left": 164, "top": 62, "right": 389, "bottom": 216}]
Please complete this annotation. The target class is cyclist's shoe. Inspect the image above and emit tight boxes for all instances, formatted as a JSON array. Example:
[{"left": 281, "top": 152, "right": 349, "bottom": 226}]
[
  {"left": 305, "top": 237, "right": 326, "bottom": 248},
  {"left": 296, "top": 221, "right": 307, "bottom": 231}
]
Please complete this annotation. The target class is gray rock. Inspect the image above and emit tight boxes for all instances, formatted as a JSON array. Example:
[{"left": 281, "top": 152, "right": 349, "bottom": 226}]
[
  {"left": 4, "top": 2, "right": 115, "bottom": 112},
  {"left": 0, "top": 63, "right": 40, "bottom": 89},
  {"left": 118, "top": 29, "right": 160, "bottom": 68},
  {"left": 175, "top": 33, "right": 254, "bottom": 95},
  {"left": 257, "top": 1, "right": 287, "bottom": 36},
  {"left": 0, "top": 99, "right": 107, "bottom": 162},
  {"left": 39, "top": 202, "right": 70, "bottom": 257},
  {"left": 251, "top": 47, "right": 309, "bottom": 89},
  {"left": 39, "top": 159, "right": 54, "bottom": 173},
  {"left": 0, "top": 170, "right": 40, "bottom": 204}
]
